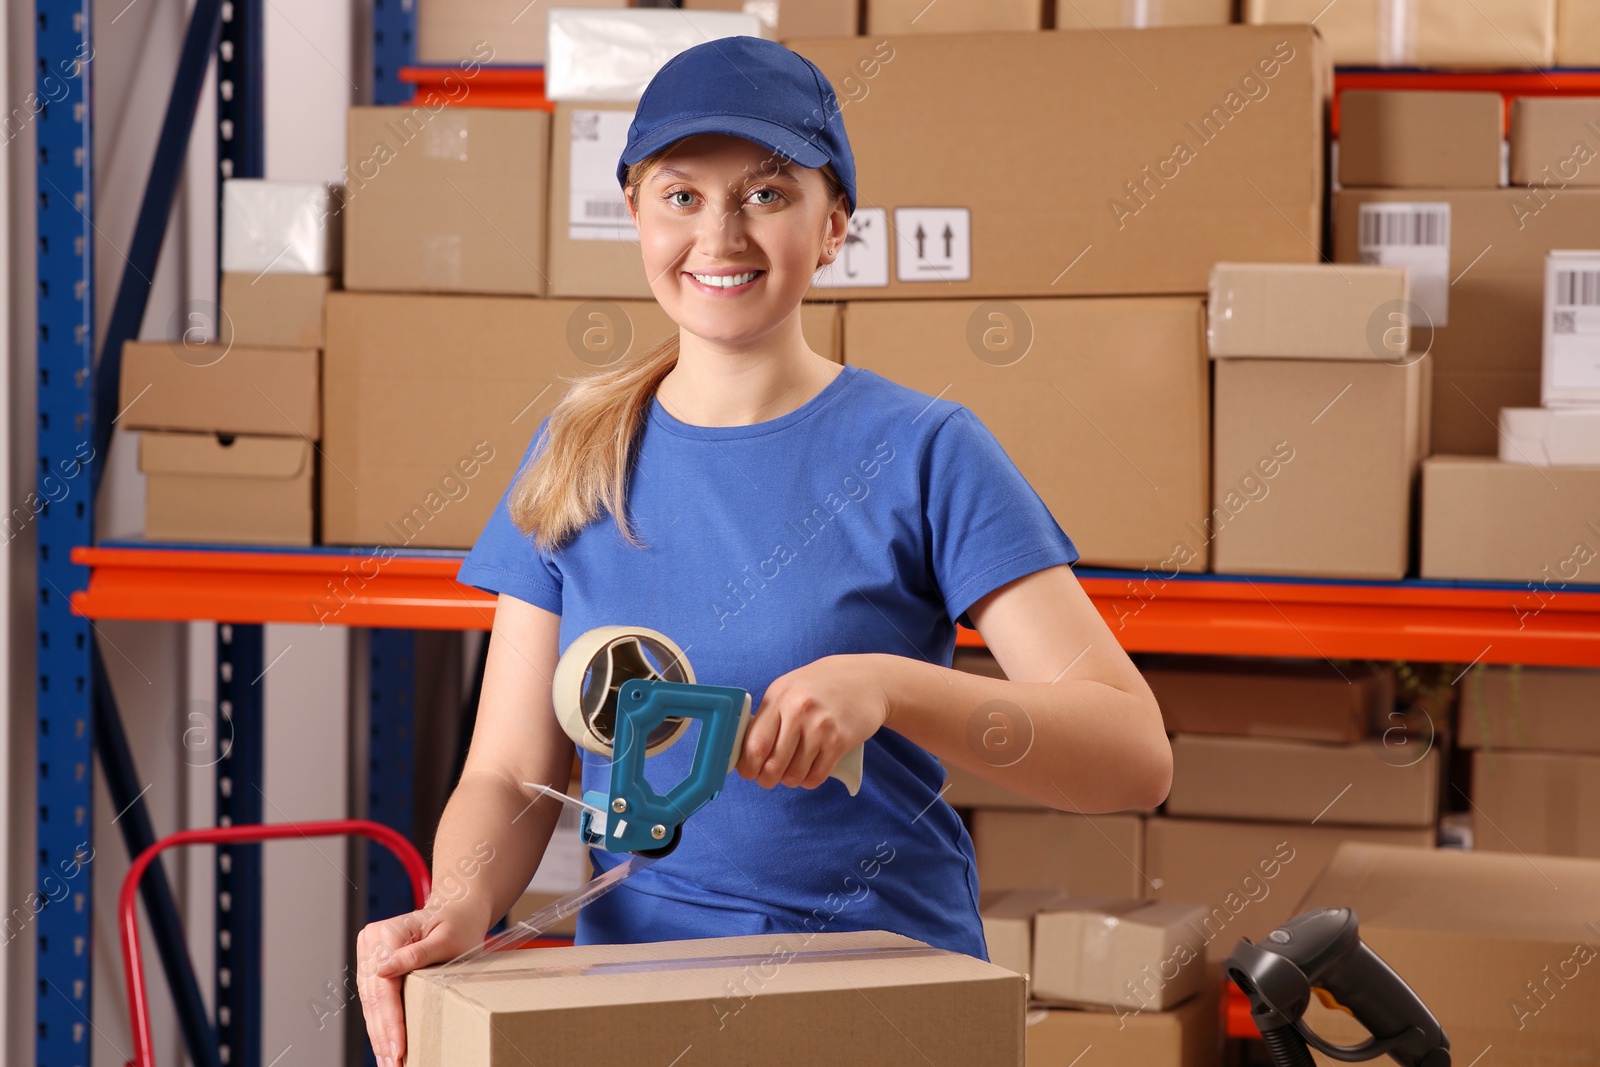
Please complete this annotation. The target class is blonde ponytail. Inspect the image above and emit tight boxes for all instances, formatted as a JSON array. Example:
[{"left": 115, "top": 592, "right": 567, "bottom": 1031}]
[{"left": 507, "top": 147, "right": 848, "bottom": 555}]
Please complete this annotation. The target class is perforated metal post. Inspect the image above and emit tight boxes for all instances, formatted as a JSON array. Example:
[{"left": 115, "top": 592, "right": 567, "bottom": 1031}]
[
  {"left": 371, "top": 0, "right": 416, "bottom": 105},
  {"left": 214, "top": 623, "right": 265, "bottom": 1067},
  {"left": 366, "top": 629, "right": 417, "bottom": 928},
  {"left": 34, "top": 2, "right": 96, "bottom": 1062}
]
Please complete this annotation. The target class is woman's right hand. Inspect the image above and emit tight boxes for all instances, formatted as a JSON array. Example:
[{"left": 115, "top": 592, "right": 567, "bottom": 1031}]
[{"left": 356, "top": 904, "right": 486, "bottom": 1066}]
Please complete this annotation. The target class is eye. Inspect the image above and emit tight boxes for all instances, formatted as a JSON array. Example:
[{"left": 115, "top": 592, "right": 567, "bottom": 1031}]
[
  {"left": 749, "top": 188, "right": 782, "bottom": 206},
  {"left": 667, "top": 190, "right": 696, "bottom": 208}
]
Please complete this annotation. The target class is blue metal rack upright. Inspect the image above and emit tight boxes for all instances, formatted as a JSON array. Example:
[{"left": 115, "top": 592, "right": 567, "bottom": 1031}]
[{"left": 32, "top": 1, "right": 422, "bottom": 1064}]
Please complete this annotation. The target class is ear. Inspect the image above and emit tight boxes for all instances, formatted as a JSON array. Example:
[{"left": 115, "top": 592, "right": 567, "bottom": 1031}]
[{"left": 815, "top": 195, "right": 850, "bottom": 270}]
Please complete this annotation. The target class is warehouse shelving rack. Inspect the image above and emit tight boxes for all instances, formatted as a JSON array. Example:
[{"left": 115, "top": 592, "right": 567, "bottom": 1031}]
[{"left": 30, "top": 0, "right": 1600, "bottom": 1058}]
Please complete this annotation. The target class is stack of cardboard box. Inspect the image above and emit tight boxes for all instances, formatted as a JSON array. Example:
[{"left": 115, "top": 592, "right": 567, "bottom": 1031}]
[
  {"left": 791, "top": 23, "right": 1330, "bottom": 575},
  {"left": 1137, "top": 656, "right": 1439, "bottom": 970},
  {"left": 1405, "top": 93, "right": 1600, "bottom": 581},
  {"left": 983, "top": 889, "right": 1222, "bottom": 1066},
  {"left": 1459, "top": 665, "right": 1600, "bottom": 859},
  {"left": 1206, "top": 261, "right": 1427, "bottom": 579},
  {"left": 122, "top": 178, "right": 338, "bottom": 545}
]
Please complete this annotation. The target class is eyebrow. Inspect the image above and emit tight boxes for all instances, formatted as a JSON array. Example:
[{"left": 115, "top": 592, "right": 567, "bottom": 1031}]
[{"left": 651, "top": 163, "right": 804, "bottom": 185}]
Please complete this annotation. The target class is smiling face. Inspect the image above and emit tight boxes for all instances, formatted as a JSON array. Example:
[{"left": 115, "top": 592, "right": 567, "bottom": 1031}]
[{"left": 625, "top": 133, "right": 850, "bottom": 349}]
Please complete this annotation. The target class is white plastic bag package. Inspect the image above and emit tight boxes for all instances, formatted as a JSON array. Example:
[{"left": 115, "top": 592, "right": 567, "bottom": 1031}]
[
  {"left": 545, "top": 8, "right": 766, "bottom": 103},
  {"left": 220, "top": 179, "right": 342, "bottom": 275}
]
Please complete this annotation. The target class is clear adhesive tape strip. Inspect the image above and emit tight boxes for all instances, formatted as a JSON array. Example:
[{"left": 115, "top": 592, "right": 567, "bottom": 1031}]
[
  {"left": 434, "top": 853, "right": 659, "bottom": 978},
  {"left": 447, "top": 944, "right": 952, "bottom": 984},
  {"left": 551, "top": 625, "right": 697, "bottom": 758}
]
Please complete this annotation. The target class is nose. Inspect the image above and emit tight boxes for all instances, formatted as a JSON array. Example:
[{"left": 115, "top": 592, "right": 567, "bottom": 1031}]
[{"left": 693, "top": 194, "right": 750, "bottom": 260}]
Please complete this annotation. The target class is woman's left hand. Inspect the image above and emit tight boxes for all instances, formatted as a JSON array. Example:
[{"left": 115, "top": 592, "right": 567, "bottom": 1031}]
[{"left": 736, "top": 654, "right": 890, "bottom": 790}]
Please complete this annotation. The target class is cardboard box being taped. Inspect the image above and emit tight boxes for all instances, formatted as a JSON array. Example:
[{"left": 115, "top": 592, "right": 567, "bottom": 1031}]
[
  {"left": 402, "top": 929, "right": 1025, "bottom": 1066},
  {"left": 1031, "top": 897, "right": 1209, "bottom": 1011}
]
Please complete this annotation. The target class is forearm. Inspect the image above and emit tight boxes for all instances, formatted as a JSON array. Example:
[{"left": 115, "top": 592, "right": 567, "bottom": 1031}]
[
  {"left": 425, "top": 769, "right": 560, "bottom": 933},
  {"left": 873, "top": 653, "right": 1171, "bottom": 814}
]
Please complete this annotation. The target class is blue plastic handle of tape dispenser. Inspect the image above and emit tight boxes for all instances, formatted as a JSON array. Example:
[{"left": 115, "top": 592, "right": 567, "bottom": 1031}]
[{"left": 579, "top": 679, "right": 747, "bottom": 857}]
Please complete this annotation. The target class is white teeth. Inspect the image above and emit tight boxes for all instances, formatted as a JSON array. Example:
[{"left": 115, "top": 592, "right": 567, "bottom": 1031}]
[{"left": 691, "top": 271, "right": 758, "bottom": 288}]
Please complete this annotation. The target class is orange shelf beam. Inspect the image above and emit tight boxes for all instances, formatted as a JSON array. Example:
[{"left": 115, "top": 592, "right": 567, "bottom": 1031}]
[
  {"left": 70, "top": 546, "right": 500, "bottom": 631},
  {"left": 70, "top": 546, "right": 1600, "bottom": 665}
]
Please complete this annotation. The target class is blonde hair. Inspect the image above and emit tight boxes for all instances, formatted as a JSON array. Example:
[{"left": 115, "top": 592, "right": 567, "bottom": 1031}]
[{"left": 507, "top": 145, "right": 849, "bottom": 554}]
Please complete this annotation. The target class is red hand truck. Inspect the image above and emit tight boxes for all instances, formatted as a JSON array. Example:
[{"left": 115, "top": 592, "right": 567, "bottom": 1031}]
[{"left": 118, "top": 819, "right": 431, "bottom": 1067}]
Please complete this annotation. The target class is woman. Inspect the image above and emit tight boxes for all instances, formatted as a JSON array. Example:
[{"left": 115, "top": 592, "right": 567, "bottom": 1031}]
[{"left": 357, "top": 35, "right": 1170, "bottom": 1067}]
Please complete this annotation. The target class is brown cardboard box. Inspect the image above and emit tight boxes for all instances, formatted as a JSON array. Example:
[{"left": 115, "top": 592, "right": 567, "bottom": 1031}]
[
  {"left": 791, "top": 26, "right": 1328, "bottom": 299},
  {"left": 548, "top": 102, "right": 646, "bottom": 299},
  {"left": 140, "top": 432, "right": 314, "bottom": 546},
  {"left": 322, "top": 293, "right": 843, "bottom": 548},
  {"left": 1419, "top": 456, "right": 1600, "bottom": 582},
  {"left": 683, "top": 0, "right": 858, "bottom": 38},
  {"left": 1459, "top": 666, "right": 1600, "bottom": 753},
  {"left": 1142, "top": 817, "right": 1435, "bottom": 963},
  {"left": 1509, "top": 96, "right": 1600, "bottom": 188},
  {"left": 1055, "top": 0, "right": 1233, "bottom": 29},
  {"left": 866, "top": 0, "right": 1042, "bottom": 33},
  {"left": 1211, "top": 357, "right": 1426, "bottom": 579},
  {"left": 1471, "top": 749, "right": 1600, "bottom": 858},
  {"left": 1024, "top": 982, "right": 1222, "bottom": 1067},
  {"left": 321, "top": 293, "right": 674, "bottom": 548},
  {"left": 1140, "top": 656, "right": 1387, "bottom": 743},
  {"left": 1333, "top": 188, "right": 1600, "bottom": 455},
  {"left": 402, "top": 929, "right": 1026, "bottom": 1066},
  {"left": 1032, "top": 898, "right": 1209, "bottom": 1010},
  {"left": 1206, "top": 263, "right": 1410, "bottom": 360},
  {"left": 118, "top": 341, "right": 320, "bottom": 439},
  {"left": 972, "top": 810, "right": 1146, "bottom": 898},
  {"left": 344, "top": 107, "right": 550, "bottom": 296},
  {"left": 845, "top": 297, "right": 1209, "bottom": 570},
  {"left": 1166, "top": 734, "right": 1440, "bottom": 827},
  {"left": 416, "top": 0, "right": 631, "bottom": 66},
  {"left": 1558, "top": 0, "right": 1600, "bottom": 67},
  {"left": 1244, "top": 0, "right": 1555, "bottom": 68},
  {"left": 1297, "top": 843, "right": 1600, "bottom": 1067},
  {"left": 1339, "top": 91, "right": 1504, "bottom": 189},
  {"left": 979, "top": 887, "right": 1072, "bottom": 998},
  {"left": 219, "top": 272, "right": 332, "bottom": 349}
]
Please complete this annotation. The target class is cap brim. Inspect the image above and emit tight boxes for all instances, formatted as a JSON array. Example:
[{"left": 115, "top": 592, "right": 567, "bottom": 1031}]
[{"left": 618, "top": 113, "right": 831, "bottom": 183}]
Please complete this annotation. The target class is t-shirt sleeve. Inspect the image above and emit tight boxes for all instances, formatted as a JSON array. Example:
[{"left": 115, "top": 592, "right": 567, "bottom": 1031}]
[
  {"left": 455, "top": 417, "right": 563, "bottom": 615},
  {"left": 923, "top": 406, "right": 1080, "bottom": 629}
]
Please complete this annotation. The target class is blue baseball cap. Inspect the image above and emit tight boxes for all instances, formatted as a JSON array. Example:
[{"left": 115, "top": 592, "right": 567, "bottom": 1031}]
[{"left": 616, "top": 36, "right": 857, "bottom": 216}]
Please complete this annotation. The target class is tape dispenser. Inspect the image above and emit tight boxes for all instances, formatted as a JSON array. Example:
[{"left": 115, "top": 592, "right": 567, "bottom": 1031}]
[{"left": 550, "top": 626, "right": 865, "bottom": 859}]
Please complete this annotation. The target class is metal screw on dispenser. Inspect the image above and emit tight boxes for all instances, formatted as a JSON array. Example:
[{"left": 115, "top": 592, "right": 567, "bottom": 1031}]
[
  {"left": 651, "top": 825, "right": 666, "bottom": 840},
  {"left": 612, "top": 798, "right": 628, "bottom": 814}
]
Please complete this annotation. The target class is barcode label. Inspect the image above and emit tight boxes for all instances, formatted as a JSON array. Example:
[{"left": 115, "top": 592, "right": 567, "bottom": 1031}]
[
  {"left": 1358, "top": 202, "right": 1451, "bottom": 327},
  {"left": 582, "top": 199, "right": 630, "bottom": 220},
  {"left": 1545, "top": 253, "right": 1600, "bottom": 401},
  {"left": 1555, "top": 270, "right": 1600, "bottom": 307},
  {"left": 1360, "top": 206, "right": 1449, "bottom": 247},
  {"left": 569, "top": 109, "right": 638, "bottom": 242}
]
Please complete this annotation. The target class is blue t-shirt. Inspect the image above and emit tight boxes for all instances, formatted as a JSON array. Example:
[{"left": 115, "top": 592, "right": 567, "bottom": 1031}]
[{"left": 455, "top": 363, "right": 1079, "bottom": 960}]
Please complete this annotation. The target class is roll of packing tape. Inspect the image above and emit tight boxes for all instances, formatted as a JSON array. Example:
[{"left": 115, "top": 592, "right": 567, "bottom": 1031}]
[
  {"left": 552, "top": 624, "right": 866, "bottom": 796},
  {"left": 552, "top": 625, "right": 697, "bottom": 758}
]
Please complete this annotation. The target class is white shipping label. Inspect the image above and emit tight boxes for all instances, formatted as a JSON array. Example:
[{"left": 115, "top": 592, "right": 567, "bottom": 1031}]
[
  {"left": 527, "top": 803, "right": 589, "bottom": 894},
  {"left": 813, "top": 207, "right": 889, "bottom": 288},
  {"left": 894, "top": 207, "right": 971, "bottom": 283},
  {"left": 1550, "top": 265, "right": 1600, "bottom": 391},
  {"left": 569, "top": 109, "right": 637, "bottom": 242},
  {"left": 1358, "top": 202, "right": 1451, "bottom": 327}
]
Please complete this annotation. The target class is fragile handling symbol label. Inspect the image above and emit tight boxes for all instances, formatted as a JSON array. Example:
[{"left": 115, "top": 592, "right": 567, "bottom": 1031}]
[
  {"left": 894, "top": 207, "right": 971, "bottom": 283},
  {"left": 813, "top": 207, "right": 889, "bottom": 288}
]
